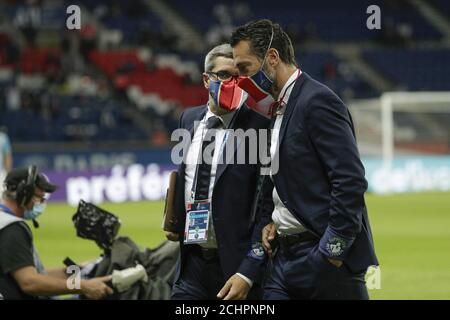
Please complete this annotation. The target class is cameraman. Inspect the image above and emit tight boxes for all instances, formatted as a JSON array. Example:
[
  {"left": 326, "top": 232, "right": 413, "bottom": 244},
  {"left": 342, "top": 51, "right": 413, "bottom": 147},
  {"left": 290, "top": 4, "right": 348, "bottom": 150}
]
[{"left": 0, "top": 166, "right": 113, "bottom": 300}]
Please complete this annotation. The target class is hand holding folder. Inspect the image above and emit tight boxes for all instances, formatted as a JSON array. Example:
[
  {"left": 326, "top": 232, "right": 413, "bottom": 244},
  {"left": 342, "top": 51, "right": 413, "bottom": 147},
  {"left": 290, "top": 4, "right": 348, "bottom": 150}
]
[{"left": 162, "top": 171, "right": 178, "bottom": 234}]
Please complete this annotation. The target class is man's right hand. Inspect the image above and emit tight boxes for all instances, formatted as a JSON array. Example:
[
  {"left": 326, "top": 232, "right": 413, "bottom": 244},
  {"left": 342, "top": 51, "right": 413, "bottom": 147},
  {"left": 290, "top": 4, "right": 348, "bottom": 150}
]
[
  {"left": 262, "top": 222, "right": 277, "bottom": 257},
  {"left": 81, "top": 276, "right": 113, "bottom": 300},
  {"left": 165, "top": 231, "right": 180, "bottom": 241}
]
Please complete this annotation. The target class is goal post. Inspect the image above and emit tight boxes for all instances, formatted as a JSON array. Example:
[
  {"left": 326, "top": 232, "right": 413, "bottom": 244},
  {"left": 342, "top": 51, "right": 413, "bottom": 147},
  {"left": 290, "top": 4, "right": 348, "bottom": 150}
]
[
  {"left": 349, "top": 91, "right": 450, "bottom": 194},
  {"left": 380, "top": 91, "right": 450, "bottom": 168}
]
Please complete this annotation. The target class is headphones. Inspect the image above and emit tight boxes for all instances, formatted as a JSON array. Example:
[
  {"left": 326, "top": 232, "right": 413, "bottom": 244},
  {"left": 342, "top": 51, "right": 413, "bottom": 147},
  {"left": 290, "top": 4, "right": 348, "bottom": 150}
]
[{"left": 16, "top": 165, "right": 38, "bottom": 207}]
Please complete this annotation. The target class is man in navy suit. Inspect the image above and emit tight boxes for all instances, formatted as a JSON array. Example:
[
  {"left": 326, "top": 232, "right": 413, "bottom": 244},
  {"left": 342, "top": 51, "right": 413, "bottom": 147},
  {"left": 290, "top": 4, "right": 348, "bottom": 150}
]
[
  {"left": 231, "top": 19, "right": 378, "bottom": 299},
  {"left": 166, "top": 44, "right": 271, "bottom": 300}
]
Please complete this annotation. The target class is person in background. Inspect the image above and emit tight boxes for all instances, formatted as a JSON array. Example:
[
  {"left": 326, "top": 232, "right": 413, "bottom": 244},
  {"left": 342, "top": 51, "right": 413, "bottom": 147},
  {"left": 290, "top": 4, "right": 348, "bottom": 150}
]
[
  {"left": 0, "top": 166, "right": 113, "bottom": 300},
  {"left": 0, "top": 128, "right": 13, "bottom": 187}
]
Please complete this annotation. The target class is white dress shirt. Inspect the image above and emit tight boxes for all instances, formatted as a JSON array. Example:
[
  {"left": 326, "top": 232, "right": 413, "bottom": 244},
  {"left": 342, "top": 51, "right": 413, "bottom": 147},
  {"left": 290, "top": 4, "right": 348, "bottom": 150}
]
[
  {"left": 184, "top": 106, "right": 235, "bottom": 249},
  {"left": 270, "top": 69, "right": 307, "bottom": 235},
  {"left": 183, "top": 105, "right": 253, "bottom": 287}
]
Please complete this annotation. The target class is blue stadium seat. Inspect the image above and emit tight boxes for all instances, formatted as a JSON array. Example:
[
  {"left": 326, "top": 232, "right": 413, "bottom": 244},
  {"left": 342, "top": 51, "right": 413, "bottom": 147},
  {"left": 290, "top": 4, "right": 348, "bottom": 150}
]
[{"left": 363, "top": 48, "right": 450, "bottom": 91}]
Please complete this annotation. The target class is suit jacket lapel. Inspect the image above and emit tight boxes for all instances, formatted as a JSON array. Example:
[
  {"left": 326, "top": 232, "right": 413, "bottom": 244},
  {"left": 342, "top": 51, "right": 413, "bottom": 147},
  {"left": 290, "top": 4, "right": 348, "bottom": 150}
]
[
  {"left": 278, "top": 72, "right": 308, "bottom": 147},
  {"left": 187, "top": 108, "right": 207, "bottom": 138}
]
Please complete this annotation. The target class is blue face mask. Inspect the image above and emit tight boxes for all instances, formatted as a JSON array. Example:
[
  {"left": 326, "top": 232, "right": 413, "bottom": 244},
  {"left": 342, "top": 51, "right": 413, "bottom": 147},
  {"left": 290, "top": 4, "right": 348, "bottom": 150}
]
[
  {"left": 248, "top": 68, "right": 274, "bottom": 93},
  {"left": 24, "top": 203, "right": 46, "bottom": 220}
]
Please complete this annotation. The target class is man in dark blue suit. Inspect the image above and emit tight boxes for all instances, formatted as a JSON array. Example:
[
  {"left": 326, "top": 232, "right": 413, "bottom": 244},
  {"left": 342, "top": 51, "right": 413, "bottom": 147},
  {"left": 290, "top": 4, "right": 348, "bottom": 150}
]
[
  {"left": 231, "top": 20, "right": 378, "bottom": 300},
  {"left": 166, "top": 44, "right": 271, "bottom": 300}
]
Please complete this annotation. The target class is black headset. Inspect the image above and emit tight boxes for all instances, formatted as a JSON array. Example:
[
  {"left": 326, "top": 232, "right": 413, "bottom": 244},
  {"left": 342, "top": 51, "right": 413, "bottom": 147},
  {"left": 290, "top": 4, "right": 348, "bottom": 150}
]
[{"left": 16, "top": 165, "right": 38, "bottom": 206}]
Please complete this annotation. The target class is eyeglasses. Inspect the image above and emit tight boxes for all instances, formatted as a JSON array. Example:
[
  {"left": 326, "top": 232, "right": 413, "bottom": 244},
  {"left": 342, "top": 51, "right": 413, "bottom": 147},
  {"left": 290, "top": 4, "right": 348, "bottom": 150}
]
[{"left": 206, "top": 71, "right": 235, "bottom": 82}]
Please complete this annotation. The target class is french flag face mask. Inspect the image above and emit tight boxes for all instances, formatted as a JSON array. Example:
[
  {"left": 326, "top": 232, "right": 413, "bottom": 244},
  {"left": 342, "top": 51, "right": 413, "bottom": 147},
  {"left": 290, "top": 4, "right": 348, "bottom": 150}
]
[
  {"left": 235, "top": 27, "right": 276, "bottom": 118},
  {"left": 208, "top": 77, "right": 248, "bottom": 111},
  {"left": 236, "top": 64, "right": 273, "bottom": 103}
]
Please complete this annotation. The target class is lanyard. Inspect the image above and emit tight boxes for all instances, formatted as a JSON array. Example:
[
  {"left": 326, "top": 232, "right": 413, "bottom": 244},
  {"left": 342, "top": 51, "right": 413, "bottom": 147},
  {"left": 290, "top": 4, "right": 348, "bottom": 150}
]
[
  {"left": 190, "top": 108, "right": 240, "bottom": 201},
  {"left": 0, "top": 204, "right": 15, "bottom": 216},
  {"left": 271, "top": 69, "right": 302, "bottom": 116}
]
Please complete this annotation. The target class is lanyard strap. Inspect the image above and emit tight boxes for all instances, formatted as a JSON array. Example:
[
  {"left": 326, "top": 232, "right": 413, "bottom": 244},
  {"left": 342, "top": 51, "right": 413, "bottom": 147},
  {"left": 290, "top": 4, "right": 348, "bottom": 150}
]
[
  {"left": 190, "top": 109, "right": 240, "bottom": 201},
  {"left": 270, "top": 69, "right": 302, "bottom": 116},
  {"left": 0, "top": 204, "right": 14, "bottom": 216}
]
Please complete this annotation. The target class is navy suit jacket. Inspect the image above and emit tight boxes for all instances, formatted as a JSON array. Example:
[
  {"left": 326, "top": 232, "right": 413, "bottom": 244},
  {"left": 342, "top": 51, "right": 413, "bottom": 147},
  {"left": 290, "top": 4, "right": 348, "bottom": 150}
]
[
  {"left": 262, "top": 72, "right": 378, "bottom": 273},
  {"left": 172, "top": 104, "right": 271, "bottom": 284}
]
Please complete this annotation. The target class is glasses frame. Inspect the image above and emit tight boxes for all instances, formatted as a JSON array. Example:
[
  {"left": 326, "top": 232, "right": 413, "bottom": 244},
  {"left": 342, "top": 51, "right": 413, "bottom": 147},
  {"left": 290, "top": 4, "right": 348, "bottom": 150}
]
[{"left": 206, "top": 71, "right": 234, "bottom": 82}]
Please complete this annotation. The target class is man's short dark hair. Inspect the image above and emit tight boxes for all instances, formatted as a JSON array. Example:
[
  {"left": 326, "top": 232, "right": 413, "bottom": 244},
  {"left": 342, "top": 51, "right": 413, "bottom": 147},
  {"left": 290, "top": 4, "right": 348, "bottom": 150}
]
[{"left": 230, "top": 19, "right": 297, "bottom": 66}]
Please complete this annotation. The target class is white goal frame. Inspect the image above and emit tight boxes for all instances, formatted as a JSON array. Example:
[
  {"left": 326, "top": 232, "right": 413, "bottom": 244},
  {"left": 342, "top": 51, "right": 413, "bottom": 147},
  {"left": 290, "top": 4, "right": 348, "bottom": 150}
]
[{"left": 380, "top": 91, "right": 450, "bottom": 168}]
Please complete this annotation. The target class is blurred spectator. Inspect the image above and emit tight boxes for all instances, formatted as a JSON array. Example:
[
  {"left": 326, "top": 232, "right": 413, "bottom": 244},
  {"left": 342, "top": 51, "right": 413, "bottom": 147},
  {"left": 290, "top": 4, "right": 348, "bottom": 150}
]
[
  {"left": 79, "top": 23, "right": 98, "bottom": 62},
  {"left": 206, "top": 2, "right": 242, "bottom": 47},
  {"left": 231, "top": 2, "right": 251, "bottom": 24},
  {"left": 45, "top": 52, "right": 63, "bottom": 85},
  {"left": 13, "top": 0, "right": 42, "bottom": 47},
  {"left": 213, "top": 3, "right": 232, "bottom": 26},
  {"left": 376, "top": 18, "right": 413, "bottom": 46},
  {"left": 206, "top": 24, "right": 234, "bottom": 47},
  {"left": 60, "top": 31, "right": 86, "bottom": 74},
  {"left": 0, "top": 128, "right": 12, "bottom": 185},
  {"left": 5, "top": 86, "right": 21, "bottom": 111},
  {"left": 0, "top": 33, "right": 20, "bottom": 65}
]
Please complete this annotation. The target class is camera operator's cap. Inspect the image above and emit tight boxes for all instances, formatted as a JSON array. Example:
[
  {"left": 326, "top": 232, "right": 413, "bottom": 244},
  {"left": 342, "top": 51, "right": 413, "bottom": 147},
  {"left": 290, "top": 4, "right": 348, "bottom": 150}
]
[{"left": 4, "top": 167, "right": 58, "bottom": 193}]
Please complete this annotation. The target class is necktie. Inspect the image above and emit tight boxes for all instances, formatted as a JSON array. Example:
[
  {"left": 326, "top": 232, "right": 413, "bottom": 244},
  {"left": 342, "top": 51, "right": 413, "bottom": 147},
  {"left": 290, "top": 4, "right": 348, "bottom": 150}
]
[{"left": 193, "top": 116, "right": 224, "bottom": 200}]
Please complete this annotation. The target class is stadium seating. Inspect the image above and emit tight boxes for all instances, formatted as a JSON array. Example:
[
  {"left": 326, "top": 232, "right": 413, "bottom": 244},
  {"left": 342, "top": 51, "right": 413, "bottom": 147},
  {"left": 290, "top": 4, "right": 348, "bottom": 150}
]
[
  {"left": 432, "top": 0, "right": 450, "bottom": 18},
  {"left": 363, "top": 48, "right": 450, "bottom": 91},
  {"left": 168, "top": 0, "right": 443, "bottom": 40},
  {"left": 297, "top": 51, "right": 378, "bottom": 98},
  {"left": 0, "top": 93, "right": 147, "bottom": 142},
  {"left": 0, "top": 0, "right": 449, "bottom": 144},
  {"left": 88, "top": 50, "right": 208, "bottom": 107}
]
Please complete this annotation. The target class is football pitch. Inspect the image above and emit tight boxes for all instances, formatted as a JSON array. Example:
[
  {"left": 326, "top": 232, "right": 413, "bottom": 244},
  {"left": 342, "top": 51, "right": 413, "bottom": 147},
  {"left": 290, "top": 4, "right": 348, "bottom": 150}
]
[{"left": 32, "top": 192, "right": 450, "bottom": 300}]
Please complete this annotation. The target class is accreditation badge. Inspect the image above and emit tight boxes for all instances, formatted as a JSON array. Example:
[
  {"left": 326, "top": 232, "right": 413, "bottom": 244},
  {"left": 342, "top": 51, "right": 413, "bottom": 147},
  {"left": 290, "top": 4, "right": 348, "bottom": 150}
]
[{"left": 183, "top": 200, "right": 211, "bottom": 244}]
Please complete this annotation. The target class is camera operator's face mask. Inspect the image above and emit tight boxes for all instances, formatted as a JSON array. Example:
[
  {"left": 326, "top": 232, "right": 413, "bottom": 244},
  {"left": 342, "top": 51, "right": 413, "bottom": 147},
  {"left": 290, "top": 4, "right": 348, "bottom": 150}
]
[
  {"left": 208, "top": 77, "right": 248, "bottom": 111},
  {"left": 237, "top": 28, "right": 275, "bottom": 102},
  {"left": 24, "top": 194, "right": 48, "bottom": 220},
  {"left": 24, "top": 203, "right": 46, "bottom": 220}
]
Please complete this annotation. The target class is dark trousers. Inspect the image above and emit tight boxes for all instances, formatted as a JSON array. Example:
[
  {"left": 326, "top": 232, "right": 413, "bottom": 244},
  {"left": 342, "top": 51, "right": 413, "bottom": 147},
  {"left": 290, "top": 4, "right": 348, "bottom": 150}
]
[
  {"left": 171, "top": 246, "right": 262, "bottom": 300},
  {"left": 263, "top": 240, "right": 369, "bottom": 300}
]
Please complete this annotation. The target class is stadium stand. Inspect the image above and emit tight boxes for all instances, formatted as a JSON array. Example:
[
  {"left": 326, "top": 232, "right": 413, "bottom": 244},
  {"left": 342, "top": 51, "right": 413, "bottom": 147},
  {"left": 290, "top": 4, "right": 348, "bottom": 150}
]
[
  {"left": 0, "top": 0, "right": 449, "bottom": 145},
  {"left": 432, "top": 0, "right": 450, "bottom": 18},
  {"left": 363, "top": 48, "right": 450, "bottom": 91},
  {"left": 167, "top": 0, "right": 442, "bottom": 41}
]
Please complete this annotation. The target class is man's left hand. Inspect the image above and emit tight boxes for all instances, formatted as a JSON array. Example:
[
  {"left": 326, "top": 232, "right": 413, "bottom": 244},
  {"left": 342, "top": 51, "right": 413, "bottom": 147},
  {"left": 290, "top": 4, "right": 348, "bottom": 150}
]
[
  {"left": 327, "top": 258, "right": 343, "bottom": 268},
  {"left": 217, "top": 274, "right": 250, "bottom": 300}
]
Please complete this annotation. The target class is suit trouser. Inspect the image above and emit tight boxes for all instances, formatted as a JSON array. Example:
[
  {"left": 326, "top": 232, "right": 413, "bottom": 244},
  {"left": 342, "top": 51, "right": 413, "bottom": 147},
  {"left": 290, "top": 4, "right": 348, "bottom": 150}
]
[
  {"left": 263, "top": 240, "right": 369, "bottom": 300},
  {"left": 171, "top": 246, "right": 262, "bottom": 300}
]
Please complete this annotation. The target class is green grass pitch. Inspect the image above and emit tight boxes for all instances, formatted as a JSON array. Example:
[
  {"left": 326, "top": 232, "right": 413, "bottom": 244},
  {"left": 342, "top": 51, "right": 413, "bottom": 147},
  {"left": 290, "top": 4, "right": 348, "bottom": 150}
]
[{"left": 30, "top": 192, "right": 450, "bottom": 299}]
